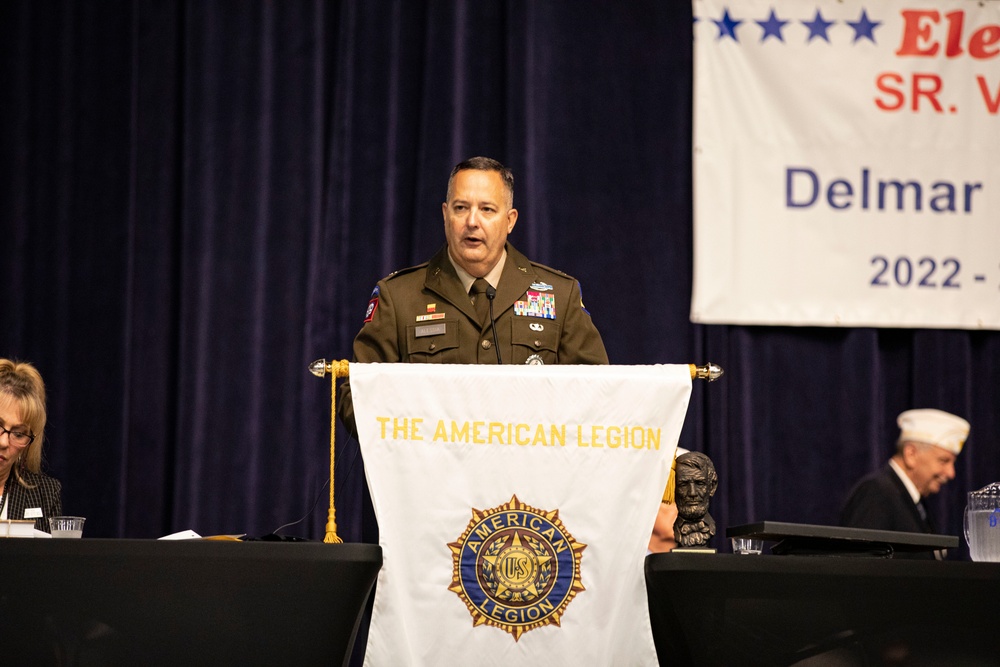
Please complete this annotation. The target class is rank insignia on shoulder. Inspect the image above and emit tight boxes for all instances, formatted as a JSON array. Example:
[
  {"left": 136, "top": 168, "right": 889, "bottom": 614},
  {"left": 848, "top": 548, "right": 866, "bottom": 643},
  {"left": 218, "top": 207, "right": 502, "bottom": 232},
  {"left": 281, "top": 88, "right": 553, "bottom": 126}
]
[{"left": 529, "top": 281, "right": 553, "bottom": 292}]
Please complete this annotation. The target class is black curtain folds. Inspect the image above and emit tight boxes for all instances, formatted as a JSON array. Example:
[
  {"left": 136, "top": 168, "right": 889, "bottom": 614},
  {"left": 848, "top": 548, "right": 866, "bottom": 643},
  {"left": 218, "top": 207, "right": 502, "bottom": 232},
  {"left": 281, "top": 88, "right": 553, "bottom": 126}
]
[{"left": 2, "top": 1, "right": 996, "bottom": 555}]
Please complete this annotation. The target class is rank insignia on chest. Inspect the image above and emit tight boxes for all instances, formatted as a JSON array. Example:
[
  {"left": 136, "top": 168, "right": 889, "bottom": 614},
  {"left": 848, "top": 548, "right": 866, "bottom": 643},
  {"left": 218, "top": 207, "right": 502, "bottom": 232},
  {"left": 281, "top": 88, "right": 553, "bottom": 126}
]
[{"left": 514, "top": 290, "right": 556, "bottom": 320}]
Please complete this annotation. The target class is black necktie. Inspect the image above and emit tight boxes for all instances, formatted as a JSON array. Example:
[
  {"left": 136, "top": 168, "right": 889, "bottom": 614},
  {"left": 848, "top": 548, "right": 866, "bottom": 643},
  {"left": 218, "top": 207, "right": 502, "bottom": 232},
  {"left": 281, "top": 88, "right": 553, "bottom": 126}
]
[
  {"left": 470, "top": 278, "right": 490, "bottom": 325},
  {"left": 916, "top": 500, "right": 936, "bottom": 532}
]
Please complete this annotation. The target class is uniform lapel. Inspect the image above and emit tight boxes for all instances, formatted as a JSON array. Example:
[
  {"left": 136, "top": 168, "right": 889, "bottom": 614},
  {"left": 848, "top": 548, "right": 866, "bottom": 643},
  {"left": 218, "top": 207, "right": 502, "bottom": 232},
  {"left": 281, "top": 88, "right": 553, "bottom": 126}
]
[
  {"left": 424, "top": 244, "right": 535, "bottom": 323},
  {"left": 423, "top": 246, "right": 479, "bottom": 322},
  {"left": 494, "top": 243, "right": 535, "bottom": 314}
]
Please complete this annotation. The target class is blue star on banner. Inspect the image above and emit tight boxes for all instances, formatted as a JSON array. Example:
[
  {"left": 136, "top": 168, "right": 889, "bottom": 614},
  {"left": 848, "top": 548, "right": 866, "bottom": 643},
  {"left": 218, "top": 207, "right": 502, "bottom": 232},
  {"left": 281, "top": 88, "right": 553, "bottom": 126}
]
[
  {"left": 713, "top": 9, "right": 742, "bottom": 42},
  {"left": 756, "top": 9, "right": 788, "bottom": 42},
  {"left": 802, "top": 9, "right": 835, "bottom": 43},
  {"left": 847, "top": 9, "right": 881, "bottom": 43},
  {"left": 756, "top": 9, "right": 789, "bottom": 43}
]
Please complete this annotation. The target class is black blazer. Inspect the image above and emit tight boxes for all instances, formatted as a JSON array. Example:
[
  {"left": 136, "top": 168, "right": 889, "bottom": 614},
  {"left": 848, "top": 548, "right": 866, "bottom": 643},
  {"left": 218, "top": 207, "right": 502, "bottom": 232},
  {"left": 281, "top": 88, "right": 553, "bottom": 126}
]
[
  {"left": 840, "top": 464, "right": 935, "bottom": 560},
  {"left": 4, "top": 469, "right": 63, "bottom": 532}
]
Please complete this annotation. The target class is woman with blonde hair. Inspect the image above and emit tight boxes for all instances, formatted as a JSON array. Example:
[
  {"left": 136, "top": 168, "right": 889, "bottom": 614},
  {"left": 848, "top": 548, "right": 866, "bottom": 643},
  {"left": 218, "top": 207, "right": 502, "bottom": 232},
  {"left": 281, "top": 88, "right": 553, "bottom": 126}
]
[{"left": 0, "top": 359, "right": 62, "bottom": 531}]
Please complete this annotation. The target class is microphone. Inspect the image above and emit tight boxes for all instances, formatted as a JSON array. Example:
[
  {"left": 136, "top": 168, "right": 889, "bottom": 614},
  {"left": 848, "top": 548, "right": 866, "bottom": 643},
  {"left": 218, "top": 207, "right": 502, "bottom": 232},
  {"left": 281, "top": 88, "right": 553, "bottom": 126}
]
[{"left": 486, "top": 285, "right": 502, "bottom": 364}]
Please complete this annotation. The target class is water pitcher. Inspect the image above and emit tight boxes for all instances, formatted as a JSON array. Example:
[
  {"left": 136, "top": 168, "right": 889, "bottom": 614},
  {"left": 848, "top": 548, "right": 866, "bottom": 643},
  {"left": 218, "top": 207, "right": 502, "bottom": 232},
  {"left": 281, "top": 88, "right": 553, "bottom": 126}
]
[{"left": 964, "top": 482, "right": 1000, "bottom": 562}]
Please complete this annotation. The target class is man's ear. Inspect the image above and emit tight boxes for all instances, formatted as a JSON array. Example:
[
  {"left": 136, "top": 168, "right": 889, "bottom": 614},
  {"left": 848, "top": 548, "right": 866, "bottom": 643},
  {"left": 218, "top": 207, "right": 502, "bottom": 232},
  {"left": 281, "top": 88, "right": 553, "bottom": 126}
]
[{"left": 506, "top": 208, "right": 518, "bottom": 234}]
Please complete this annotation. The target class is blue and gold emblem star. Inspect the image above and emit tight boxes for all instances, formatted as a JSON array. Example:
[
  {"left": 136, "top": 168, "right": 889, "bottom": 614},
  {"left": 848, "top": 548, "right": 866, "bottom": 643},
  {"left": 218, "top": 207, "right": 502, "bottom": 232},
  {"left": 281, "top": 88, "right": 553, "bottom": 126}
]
[{"left": 448, "top": 495, "right": 586, "bottom": 641}]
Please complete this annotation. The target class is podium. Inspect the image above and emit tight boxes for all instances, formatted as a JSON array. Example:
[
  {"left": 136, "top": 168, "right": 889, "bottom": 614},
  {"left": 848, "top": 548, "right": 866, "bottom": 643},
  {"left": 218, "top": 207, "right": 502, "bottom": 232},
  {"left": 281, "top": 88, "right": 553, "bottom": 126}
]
[
  {"left": 346, "top": 363, "right": 695, "bottom": 665},
  {"left": 1, "top": 539, "right": 381, "bottom": 666},
  {"left": 645, "top": 552, "right": 1000, "bottom": 665}
]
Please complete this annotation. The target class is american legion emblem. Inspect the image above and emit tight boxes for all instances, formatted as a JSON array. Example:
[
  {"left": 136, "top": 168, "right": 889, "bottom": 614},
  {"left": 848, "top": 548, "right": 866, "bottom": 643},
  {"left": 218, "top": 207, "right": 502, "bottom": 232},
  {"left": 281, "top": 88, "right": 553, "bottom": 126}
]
[{"left": 448, "top": 495, "right": 586, "bottom": 641}]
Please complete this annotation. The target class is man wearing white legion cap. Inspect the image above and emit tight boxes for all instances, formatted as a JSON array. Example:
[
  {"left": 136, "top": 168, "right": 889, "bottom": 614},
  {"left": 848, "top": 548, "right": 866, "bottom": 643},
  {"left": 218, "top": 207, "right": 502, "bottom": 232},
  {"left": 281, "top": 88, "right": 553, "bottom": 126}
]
[{"left": 840, "top": 409, "right": 970, "bottom": 559}]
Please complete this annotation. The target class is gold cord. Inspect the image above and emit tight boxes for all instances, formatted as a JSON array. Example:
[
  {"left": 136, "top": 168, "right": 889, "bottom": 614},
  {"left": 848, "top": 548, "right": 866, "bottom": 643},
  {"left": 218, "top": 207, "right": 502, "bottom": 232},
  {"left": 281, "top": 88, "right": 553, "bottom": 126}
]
[
  {"left": 662, "top": 456, "right": 677, "bottom": 505},
  {"left": 324, "top": 360, "right": 351, "bottom": 544}
]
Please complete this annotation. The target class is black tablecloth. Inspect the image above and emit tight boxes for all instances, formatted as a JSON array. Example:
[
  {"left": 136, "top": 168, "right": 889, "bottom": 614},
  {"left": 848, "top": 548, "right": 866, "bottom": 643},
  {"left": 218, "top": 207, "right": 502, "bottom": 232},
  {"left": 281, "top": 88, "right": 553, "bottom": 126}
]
[
  {"left": 1, "top": 539, "right": 381, "bottom": 666},
  {"left": 646, "top": 552, "right": 1000, "bottom": 666}
]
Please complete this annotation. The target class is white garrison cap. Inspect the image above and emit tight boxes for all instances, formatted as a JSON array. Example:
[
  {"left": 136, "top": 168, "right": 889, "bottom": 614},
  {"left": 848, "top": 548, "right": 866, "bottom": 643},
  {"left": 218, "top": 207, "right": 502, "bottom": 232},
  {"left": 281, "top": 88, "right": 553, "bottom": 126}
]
[{"left": 897, "top": 408, "right": 970, "bottom": 455}]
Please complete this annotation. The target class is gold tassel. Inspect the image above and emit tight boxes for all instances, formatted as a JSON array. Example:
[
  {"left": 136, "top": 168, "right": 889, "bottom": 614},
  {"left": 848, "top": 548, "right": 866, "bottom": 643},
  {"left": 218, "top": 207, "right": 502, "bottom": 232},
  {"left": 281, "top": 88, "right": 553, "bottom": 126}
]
[
  {"left": 324, "top": 360, "right": 351, "bottom": 544},
  {"left": 661, "top": 455, "right": 677, "bottom": 505}
]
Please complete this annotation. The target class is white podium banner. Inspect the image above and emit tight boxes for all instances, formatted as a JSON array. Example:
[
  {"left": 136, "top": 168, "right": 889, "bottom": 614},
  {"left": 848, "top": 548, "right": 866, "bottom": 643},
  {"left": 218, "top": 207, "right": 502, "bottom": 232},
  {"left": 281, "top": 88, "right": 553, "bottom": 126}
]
[
  {"left": 351, "top": 363, "right": 693, "bottom": 666},
  {"left": 692, "top": 0, "right": 1000, "bottom": 329}
]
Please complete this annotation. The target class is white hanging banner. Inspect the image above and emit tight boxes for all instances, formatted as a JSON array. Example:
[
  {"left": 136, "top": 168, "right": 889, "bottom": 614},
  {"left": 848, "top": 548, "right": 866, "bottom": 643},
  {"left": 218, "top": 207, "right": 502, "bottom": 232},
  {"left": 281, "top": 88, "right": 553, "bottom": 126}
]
[
  {"left": 691, "top": 0, "right": 1000, "bottom": 329},
  {"left": 350, "top": 362, "right": 692, "bottom": 666}
]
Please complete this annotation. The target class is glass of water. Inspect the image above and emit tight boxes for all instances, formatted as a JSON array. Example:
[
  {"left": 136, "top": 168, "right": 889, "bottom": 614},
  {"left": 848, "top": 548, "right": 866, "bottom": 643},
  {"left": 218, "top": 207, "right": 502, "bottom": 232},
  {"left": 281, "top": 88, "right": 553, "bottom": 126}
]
[
  {"left": 49, "top": 516, "right": 86, "bottom": 538},
  {"left": 731, "top": 537, "right": 763, "bottom": 555}
]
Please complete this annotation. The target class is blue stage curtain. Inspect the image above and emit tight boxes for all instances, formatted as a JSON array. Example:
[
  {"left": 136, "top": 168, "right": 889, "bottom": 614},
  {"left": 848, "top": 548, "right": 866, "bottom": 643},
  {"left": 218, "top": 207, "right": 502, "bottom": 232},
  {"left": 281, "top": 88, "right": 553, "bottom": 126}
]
[{"left": 2, "top": 1, "right": 997, "bottom": 561}]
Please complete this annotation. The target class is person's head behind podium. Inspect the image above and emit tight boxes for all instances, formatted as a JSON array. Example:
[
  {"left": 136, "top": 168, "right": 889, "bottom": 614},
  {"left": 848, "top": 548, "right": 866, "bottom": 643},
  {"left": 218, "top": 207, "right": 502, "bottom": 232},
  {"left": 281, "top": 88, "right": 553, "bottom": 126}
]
[
  {"left": 0, "top": 359, "right": 48, "bottom": 485},
  {"left": 893, "top": 408, "right": 968, "bottom": 498},
  {"left": 442, "top": 156, "right": 518, "bottom": 279}
]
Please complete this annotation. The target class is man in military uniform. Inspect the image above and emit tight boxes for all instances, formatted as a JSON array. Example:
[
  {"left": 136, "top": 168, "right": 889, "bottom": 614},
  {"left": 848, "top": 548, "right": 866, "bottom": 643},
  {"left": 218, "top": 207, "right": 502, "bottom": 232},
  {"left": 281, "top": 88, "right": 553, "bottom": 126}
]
[{"left": 338, "top": 156, "right": 608, "bottom": 434}]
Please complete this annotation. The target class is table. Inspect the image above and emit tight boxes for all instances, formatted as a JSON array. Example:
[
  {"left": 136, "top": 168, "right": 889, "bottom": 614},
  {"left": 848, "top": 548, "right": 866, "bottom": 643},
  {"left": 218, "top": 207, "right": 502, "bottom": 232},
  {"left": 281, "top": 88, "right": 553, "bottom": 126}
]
[
  {"left": 1, "top": 539, "right": 381, "bottom": 666},
  {"left": 645, "top": 552, "right": 1000, "bottom": 666}
]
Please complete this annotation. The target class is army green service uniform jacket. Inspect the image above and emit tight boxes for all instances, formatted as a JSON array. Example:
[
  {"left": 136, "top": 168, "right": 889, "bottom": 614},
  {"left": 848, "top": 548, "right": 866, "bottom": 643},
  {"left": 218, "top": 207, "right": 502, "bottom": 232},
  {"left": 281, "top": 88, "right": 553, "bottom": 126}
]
[{"left": 337, "top": 243, "right": 608, "bottom": 434}]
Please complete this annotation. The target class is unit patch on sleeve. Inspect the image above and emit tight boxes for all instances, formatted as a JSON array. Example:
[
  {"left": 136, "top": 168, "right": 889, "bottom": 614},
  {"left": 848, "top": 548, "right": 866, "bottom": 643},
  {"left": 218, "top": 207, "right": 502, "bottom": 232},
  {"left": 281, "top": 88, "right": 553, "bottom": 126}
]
[{"left": 363, "top": 285, "right": 380, "bottom": 323}]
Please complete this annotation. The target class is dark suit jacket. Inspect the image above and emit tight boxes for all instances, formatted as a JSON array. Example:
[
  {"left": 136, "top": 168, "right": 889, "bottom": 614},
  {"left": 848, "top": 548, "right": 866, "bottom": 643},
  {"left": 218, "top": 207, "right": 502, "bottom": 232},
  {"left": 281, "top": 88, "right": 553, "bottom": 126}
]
[
  {"left": 840, "top": 464, "right": 935, "bottom": 560},
  {"left": 4, "top": 469, "right": 63, "bottom": 532},
  {"left": 337, "top": 243, "right": 609, "bottom": 433}
]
